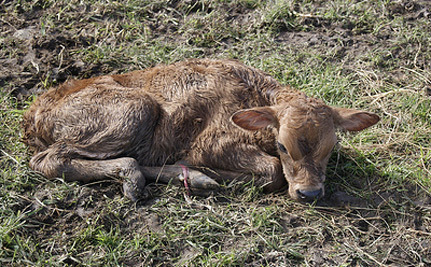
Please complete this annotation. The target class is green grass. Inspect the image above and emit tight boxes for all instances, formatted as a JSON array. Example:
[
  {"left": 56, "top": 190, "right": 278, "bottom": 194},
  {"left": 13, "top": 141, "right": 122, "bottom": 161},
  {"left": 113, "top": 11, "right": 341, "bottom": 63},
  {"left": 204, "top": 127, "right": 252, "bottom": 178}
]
[{"left": 1, "top": 0, "right": 431, "bottom": 266}]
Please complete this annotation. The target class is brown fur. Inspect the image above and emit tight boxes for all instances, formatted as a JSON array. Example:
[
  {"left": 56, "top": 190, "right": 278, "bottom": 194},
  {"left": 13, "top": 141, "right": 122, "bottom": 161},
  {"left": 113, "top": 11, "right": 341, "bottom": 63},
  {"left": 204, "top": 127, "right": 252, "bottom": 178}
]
[{"left": 22, "top": 59, "right": 380, "bottom": 201}]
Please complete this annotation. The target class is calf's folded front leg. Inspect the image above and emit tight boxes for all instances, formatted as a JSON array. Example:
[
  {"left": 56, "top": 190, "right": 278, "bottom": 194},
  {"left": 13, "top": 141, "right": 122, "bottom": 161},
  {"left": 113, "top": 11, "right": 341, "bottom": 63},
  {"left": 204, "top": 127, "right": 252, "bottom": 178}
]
[{"left": 188, "top": 143, "right": 287, "bottom": 192}]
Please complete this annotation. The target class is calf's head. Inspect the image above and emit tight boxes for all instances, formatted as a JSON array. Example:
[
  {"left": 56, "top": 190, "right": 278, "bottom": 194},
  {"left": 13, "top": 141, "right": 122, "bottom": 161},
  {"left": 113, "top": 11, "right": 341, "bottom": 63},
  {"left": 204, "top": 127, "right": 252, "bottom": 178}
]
[{"left": 232, "top": 97, "right": 379, "bottom": 202}]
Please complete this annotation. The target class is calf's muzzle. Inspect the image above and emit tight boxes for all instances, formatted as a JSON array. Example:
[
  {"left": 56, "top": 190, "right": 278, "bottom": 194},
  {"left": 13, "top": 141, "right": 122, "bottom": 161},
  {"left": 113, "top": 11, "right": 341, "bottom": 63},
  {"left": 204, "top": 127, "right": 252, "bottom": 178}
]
[{"left": 296, "top": 188, "right": 323, "bottom": 202}]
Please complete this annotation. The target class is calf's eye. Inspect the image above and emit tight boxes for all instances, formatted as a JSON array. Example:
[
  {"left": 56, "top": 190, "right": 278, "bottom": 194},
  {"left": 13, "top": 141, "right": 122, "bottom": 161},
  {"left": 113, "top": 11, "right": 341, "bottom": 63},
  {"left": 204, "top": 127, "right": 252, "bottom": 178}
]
[{"left": 277, "top": 141, "right": 288, "bottom": 154}]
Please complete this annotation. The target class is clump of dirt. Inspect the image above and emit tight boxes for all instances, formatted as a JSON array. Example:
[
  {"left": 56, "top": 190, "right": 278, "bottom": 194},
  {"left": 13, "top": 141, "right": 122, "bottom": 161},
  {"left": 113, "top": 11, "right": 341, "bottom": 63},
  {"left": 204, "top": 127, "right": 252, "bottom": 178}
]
[{"left": 1, "top": 27, "right": 102, "bottom": 98}]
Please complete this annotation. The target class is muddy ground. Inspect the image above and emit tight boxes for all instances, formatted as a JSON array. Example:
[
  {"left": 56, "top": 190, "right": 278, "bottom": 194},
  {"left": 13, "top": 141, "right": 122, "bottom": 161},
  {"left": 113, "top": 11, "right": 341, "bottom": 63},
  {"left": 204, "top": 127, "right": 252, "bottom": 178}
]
[{"left": 1, "top": 0, "right": 431, "bottom": 266}]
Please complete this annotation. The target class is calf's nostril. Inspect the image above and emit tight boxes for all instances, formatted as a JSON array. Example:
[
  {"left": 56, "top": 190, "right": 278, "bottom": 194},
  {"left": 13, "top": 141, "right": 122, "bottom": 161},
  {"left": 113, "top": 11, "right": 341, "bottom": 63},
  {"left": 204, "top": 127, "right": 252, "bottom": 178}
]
[
  {"left": 296, "top": 189, "right": 307, "bottom": 200},
  {"left": 296, "top": 189, "right": 322, "bottom": 201}
]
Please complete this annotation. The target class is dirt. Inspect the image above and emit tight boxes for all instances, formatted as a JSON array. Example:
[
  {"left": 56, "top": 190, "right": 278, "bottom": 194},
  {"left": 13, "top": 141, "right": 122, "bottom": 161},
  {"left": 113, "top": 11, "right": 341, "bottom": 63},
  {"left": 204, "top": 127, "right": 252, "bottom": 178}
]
[
  {"left": 2, "top": 0, "right": 431, "bottom": 266},
  {"left": 2, "top": 1, "right": 429, "bottom": 98}
]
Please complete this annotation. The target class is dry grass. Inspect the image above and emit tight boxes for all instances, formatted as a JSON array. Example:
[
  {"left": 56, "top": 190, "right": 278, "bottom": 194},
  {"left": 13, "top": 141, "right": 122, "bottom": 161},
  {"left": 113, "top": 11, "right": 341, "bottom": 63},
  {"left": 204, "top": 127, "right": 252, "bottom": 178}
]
[{"left": 1, "top": 0, "right": 431, "bottom": 266}]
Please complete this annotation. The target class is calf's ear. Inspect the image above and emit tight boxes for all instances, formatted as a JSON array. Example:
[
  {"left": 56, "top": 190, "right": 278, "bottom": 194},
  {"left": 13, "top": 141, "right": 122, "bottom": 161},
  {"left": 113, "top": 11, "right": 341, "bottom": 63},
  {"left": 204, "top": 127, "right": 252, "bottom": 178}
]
[
  {"left": 332, "top": 107, "right": 380, "bottom": 131},
  {"left": 231, "top": 107, "right": 278, "bottom": 131}
]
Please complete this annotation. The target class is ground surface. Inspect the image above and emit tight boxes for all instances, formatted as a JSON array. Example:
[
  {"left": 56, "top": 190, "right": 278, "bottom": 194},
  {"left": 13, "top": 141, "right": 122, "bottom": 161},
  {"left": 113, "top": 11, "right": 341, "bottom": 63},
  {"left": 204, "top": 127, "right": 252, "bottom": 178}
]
[{"left": 1, "top": 0, "right": 431, "bottom": 266}]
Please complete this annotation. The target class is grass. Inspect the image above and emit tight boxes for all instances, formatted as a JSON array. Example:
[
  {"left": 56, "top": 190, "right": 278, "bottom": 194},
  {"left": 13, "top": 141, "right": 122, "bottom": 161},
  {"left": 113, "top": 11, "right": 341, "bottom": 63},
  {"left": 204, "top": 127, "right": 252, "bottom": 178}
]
[{"left": 1, "top": 0, "right": 431, "bottom": 266}]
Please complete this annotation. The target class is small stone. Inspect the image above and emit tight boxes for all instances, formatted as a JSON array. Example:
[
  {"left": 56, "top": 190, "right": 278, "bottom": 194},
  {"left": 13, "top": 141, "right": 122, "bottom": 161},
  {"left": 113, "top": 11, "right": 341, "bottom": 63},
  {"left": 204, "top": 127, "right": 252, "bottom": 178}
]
[{"left": 13, "top": 27, "right": 37, "bottom": 41}]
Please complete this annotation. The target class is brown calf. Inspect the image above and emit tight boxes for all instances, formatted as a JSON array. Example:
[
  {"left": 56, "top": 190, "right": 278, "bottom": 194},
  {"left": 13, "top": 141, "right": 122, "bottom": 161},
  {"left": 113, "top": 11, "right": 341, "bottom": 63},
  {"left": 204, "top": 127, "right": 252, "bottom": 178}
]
[{"left": 22, "top": 59, "right": 379, "bottom": 202}]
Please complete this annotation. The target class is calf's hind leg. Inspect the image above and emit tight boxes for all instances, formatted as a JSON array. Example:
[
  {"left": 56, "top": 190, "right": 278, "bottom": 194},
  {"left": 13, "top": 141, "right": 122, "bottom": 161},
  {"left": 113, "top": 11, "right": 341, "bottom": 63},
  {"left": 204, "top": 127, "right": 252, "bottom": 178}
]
[
  {"left": 30, "top": 147, "right": 146, "bottom": 201},
  {"left": 30, "top": 145, "right": 220, "bottom": 200},
  {"left": 140, "top": 165, "right": 220, "bottom": 196}
]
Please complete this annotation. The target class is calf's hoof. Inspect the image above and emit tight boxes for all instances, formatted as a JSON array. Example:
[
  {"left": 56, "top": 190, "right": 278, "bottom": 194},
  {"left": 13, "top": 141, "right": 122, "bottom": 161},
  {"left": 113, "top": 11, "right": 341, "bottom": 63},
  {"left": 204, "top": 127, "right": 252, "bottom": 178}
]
[
  {"left": 123, "top": 174, "right": 147, "bottom": 202},
  {"left": 179, "top": 168, "right": 220, "bottom": 197},
  {"left": 186, "top": 169, "right": 220, "bottom": 191}
]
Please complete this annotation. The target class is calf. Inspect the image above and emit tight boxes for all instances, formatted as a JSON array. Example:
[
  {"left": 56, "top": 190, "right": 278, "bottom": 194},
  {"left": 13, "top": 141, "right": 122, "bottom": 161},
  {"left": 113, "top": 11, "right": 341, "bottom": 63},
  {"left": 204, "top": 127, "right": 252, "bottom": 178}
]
[{"left": 22, "top": 59, "right": 379, "bottom": 202}]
